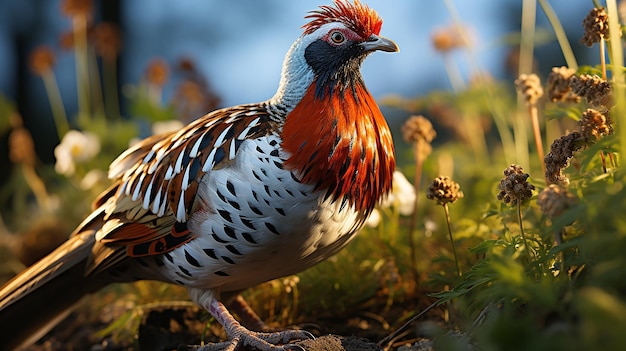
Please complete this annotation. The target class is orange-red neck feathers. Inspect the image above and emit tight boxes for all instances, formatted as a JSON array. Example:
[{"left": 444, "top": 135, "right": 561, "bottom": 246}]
[
  {"left": 282, "top": 82, "right": 394, "bottom": 213},
  {"left": 303, "top": 0, "right": 383, "bottom": 38}
]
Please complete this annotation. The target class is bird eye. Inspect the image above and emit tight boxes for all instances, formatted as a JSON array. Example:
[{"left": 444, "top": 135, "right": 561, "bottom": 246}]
[{"left": 329, "top": 31, "right": 346, "bottom": 44}]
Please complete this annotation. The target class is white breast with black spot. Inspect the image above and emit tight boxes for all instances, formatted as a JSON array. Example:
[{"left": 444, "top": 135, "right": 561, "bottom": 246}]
[{"left": 152, "top": 134, "right": 366, "bottom": 291}]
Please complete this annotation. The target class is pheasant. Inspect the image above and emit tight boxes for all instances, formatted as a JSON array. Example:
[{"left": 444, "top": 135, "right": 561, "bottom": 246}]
[{"left": 0, "top": 0, "right": 397, "bottom": 350}]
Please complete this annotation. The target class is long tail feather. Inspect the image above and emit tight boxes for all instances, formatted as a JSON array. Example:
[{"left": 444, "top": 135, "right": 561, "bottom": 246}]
[{"left": 0, "top": 229, "right": 107, "bottom": 350}]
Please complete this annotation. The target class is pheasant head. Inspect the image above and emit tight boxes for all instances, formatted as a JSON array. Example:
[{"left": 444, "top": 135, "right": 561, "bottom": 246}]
[{"left": 278, "top": 0, "right": 398, "bottom": 214}]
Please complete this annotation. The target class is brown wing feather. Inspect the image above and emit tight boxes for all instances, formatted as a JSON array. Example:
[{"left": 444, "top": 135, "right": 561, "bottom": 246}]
[{"left": 84, "top": 104, "right": 278, "bottom": 274}]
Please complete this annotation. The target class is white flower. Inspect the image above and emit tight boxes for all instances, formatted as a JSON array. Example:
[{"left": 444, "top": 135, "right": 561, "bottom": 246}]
[
  {"left": 382, "top": 170, "right": 416, "bottom": 216},
  {"left": 54, "top": 130, "right": 101, "bottom": 176},
  {"left": 366, "top": 171, "right": 416, "bottom": 228},
  {"left": 365, "top": 208, "right": 382, "bottom": 228},
  {"left": 152, "top": 120, "right": 184, "bottom": 135},
  {"left": 80, "top": 169, "right": 106, "bottom": 190}
]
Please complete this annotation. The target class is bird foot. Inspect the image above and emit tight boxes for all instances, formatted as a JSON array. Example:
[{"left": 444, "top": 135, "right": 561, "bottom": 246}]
[
  {"left": 190, "top": 328, "right": 313, "bottom": 351},
  {"left": 188, "top": 289, "right": 314, "bottom": 351}
]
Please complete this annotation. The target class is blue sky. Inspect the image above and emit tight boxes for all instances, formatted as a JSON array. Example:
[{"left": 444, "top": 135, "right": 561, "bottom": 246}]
[
  {"left": 119, "top": 0, "right": 595, "bottom": 106},
  {"left": 0, "top": 1, "right": 599, "bottom": 116}
]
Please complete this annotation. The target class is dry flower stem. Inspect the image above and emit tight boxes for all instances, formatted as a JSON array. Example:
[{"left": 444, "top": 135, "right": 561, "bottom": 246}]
[
  {"left": 519, "top": 0, "right": 536, "bottom": 78},
  {"left": 599, "top": 37, "right": 607, "bottom": 80},
  {"left": 146, "top": 59, "right": 169, "bottom": 104},
  {"left": 73, "top": 16, "right": 91, "bottom": 121},
  {"left": 515, "top": 74, "right": 545, "bottom": 177},
  {"left": 408, "top": 150, "right": 422, "bottom": 282},
  {"left": 443, "top": 203, "right": 461, "bottom": 277},
  {"left": 427, "top": 176, "right": 463, "bottom": 277},
  {"left": 537, "top": 0, "right": 578, "bottom": 70},
  {"left": 496, "top": 165, "right": 535, "bottom": 261},
  {"left": 19, "top": 164, "right": 53, "bottom": 213},
  {"left": 103, "top": 55, "right": 121, "bottom": 119},
  {"left": 8, "top": 121, "right": 53, "bottom": 212},
  {"left": 606, "top": 0, "right": 626, "bottom": 162},
  {"left": 41, "top": 72, "right": 69, "bottom": 139},
  {"left": 93, "top": 23, "right": 123, "bottom": 118},
  {"left": 517, "top": 201, "right": 533, "bottom": 262},
  {"left": 529, "top": 104, "right": 546, "bottom": 180},
  {"left": 402, "top": 116, "right": 436, "bottom": 282}
]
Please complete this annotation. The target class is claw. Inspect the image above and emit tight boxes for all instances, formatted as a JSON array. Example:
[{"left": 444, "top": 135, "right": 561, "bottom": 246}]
[
  {"left": 298, "top": 331, "right": 316, "bottom": 341},
  {"left": 284, "top": 343, "right": 307, "bottom": 351}
]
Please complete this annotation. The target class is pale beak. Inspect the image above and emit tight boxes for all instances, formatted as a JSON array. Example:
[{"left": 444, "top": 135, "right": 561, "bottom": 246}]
[{"left": 360, "top": 34, "right": 399, "bottom": 53}]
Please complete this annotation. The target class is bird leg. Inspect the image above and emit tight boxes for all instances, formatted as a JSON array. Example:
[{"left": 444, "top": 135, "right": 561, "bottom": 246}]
[
  {"left": 227, "top": 294, "right": 272, "bottom": 332},
  {"left": 189, "top": 289, "right": 313, "bottom": 351}
]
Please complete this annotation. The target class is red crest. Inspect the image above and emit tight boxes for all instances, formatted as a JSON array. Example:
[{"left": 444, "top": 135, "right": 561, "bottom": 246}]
[{"left": 303, "top": 0, "right": 383, "bottom": 38}]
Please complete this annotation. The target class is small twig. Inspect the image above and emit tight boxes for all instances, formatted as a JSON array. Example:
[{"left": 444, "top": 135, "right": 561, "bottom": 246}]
[{"left": 377, "top": 300, "right": 439, "bottom": 350}]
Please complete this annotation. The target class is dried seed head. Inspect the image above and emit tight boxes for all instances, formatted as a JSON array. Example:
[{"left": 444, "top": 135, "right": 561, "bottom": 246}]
[
  {"left": 9, "top": 123, "right": 36, "bottom": 166},
  {"left": 497, "top": 164, "right": 535, "bottom": 205},
  {"left": 402, "top": 115, "right": 436, "bottom": 144},
  {"left": 58, "top": 31, "right": 75, "bottom": 50},
  {"left": 175, "top": 80, "right": 205, "bottom": 104},
  {"left": 546, "top": 66, "right": 581, "bottom": 103},
  {"left": 580, "top": 7, "right": 610, "bottom": 46},
  {"left": 145, "top": 58, "right": 169, "bottom": 87},
  {"left": 173, "top": 79, "right": 221, "bottom": 122},
  {"left": 402, "top": 116, "right": 436, "bottom": 161},
  {"left": 178, "top": 57, "right": 197, "bottom": 72},
  {"left": 29, "top": 46, "right": 56, "bottom": 76},
  {"left": 544, "top": 132, "right": 585, "bottom": 186},
  {"left": 537, "top": 184, "right": 578, "bottom": 218},
  {"left": 515, "top": 73, "right": 543, "bottom": 105},
  {"left": 579, "top": 108, "right": 613, "bottom": 142},
  {"left": 427, "top": 176, "right": 464, "bottom": 205},
  {"left": 570, "top": 74, "right": 613, "bottom": 111},
  {"left": 431, "top": 25, "right": 466, "bottom": 53},
  {"left": 60, "top": 0, "right": 93, "bottom": 20},
  {"left": 92, "top": 23, "right": 122, "bottom": 61}
]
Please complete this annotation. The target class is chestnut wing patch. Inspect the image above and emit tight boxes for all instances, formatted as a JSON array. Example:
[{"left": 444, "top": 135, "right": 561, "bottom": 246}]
[{"left": 99, "top": 220, "right": 192, "bottom": 257}]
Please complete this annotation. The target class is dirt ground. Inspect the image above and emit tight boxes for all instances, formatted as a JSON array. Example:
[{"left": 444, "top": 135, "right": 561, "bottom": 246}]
[{"left": 20, "top": 296, "right": 444, "bottom": 351}]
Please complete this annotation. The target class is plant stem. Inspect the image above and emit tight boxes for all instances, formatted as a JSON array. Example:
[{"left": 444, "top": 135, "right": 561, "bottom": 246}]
[
  {"left": 519, "top": 0, "right": 536, "bottom": 76},
  {"left": 537, "top": 0, "right": 578, "bottom": 70},
  {"left": 104, "top": 58, "right": 121, "bottom": 119},
  {"left": 599, "top": 39, "right": 607, "bottom": 80},
  {"left": 73, "top": 16, "right": 91, "bottom": 123},
  {"left": 529, "top": 104, "right": 546, "bottom": 180},
  {"left": 606, "top": 0, "right": 625, "bottom": 164},
  {"left": 41, "top": 72, "right": 69, "bottom": 140},
  {"left": 517, "top": 201, "right": 533, "bottom": 261},
  {"left": 20, "top": 164, "right": 53, "bottom": 213},
  {"left": 443, "top": 203, "right": 461, "bottom": 277},
  {"left": 407, "top": 144, "right": 423, "bottom": 283},
  {"left": 88, "top": 47, "right": 105, "bottom": 119},
  {"left": 514, "top": 0, "right": 535, "bottom": 170}
]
